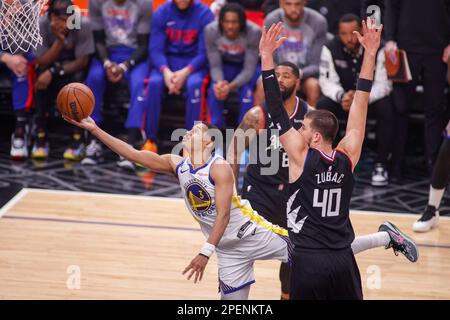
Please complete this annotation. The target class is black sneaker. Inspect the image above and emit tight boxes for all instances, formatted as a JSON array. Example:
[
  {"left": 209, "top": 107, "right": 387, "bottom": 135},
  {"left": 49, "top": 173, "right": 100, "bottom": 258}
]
[
  {"left": 81, "top": 139, "right": 103, "bottom": 165},
  {"left": 412, "top": 205, "right": 439, "bottom": 233},
  {"left": 378, "top": 221, "right": 418, "bottom": 263},
  {"left": 371, "top": 163, "right": 388, "bottom": 186}
]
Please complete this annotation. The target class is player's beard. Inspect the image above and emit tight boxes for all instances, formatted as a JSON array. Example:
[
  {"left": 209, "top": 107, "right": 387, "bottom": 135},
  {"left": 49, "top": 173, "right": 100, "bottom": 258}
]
[{"left": 281, "top": 84, "right": 296, "bottom": 101}]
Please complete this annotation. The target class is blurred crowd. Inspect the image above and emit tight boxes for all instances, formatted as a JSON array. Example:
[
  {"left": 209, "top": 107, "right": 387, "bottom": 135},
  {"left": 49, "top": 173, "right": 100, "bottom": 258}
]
[{"left": 0, "top": 0, "right": 449, "bottom": 187}]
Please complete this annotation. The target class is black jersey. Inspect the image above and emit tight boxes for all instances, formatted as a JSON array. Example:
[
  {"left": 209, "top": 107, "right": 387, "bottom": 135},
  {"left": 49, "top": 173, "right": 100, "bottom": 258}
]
[
  {"left": 244, "top": 97, "right": 309, "bottom": 186},
  {"left": 288, "top": 148, "right": 356, "bottom": 251}
]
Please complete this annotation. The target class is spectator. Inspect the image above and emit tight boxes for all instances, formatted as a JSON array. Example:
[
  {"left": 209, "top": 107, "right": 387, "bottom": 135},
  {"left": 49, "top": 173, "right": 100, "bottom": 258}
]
[
  {"left": 145, "top": 0, "right": 214, "bottom": 151},
  {"left": 262, "top": 0, "right": 327, "bottom": 107},
  {"left": 205, "top": 3, "right": 262, "bottom": 128},
  {"left": 210, "top": 1, "right": 278, "bottom": 26},
  {"left": 32, "top": 0, "right": 94, "bottom": 160},
  {"left": 318, "top": 14, "right": 393, "bottom": 186},
  {"left": 384, "top": 0, "right": 450, "bottom": 176},
  {"left": 0, "top": 50, "right": 34, "bottom": 160},
  {"left": 83, "top": 0, "right": 152, "bottom": 168},
  {"left": 306, "top": 0, "right": 361, "bottom": 35}
]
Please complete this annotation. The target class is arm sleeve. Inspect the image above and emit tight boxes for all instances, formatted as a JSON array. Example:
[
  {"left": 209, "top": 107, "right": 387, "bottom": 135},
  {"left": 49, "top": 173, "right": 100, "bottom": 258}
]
[
  {"left": 126, "top": 0, "right": 152, "bottom": 68},
  {"left": 369, "top": 49, "right": 393, "bottom": 104},
  {"left": 149, "top": 8, "right": 169, "bottom": 71},
  {"left": 319, "top": 46, "right": 345, "bottom": 103},
  {"left": 127, "top": 34, "right": 150, "bottom": 67},
  {"left": 383, "top": 0, "right": 400, "bottom": 42},
  {"left": 204, "top": 24, "right": 224, "bottom": 83},
  {"left": 302, "top": 15, "right": 327, "bottom": 79},
  {"left": 231, "top": 26, "right": 261, "bottom": 88},
  {"left": 262, "top": 69, "right": 292, "bottom": 135},
  {"left": 187, "top": 9, "right": 215, "bottom": 72},
  {"left": 93, "top": 30, "right": 109, "bottom": 62}
]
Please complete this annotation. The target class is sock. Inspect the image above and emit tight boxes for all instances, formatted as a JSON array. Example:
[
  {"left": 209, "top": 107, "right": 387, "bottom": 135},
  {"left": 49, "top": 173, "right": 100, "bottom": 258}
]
[
  {"left": 428, "top": 186, "right": 445, "bottom": 209},
  {"left": 351, "top": 232, "right": 391, "bottom": 255},
  {"left": 15, "top": 111, "right": 28, "bottom": 137}
]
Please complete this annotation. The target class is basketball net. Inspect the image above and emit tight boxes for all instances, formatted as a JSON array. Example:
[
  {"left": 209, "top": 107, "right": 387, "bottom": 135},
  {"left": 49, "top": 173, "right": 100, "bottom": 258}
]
[{"left": 0, "top": 0, "right": 47, "bottom": 54}]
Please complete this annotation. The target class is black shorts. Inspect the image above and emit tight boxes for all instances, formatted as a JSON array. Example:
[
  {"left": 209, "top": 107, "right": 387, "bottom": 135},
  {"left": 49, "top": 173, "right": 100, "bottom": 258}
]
[
  {"left": 290, "top": 248, "right": 363, "bottom": 300},
  {"left": 241, "top": 179, "right": 288, "bottom": 229}
]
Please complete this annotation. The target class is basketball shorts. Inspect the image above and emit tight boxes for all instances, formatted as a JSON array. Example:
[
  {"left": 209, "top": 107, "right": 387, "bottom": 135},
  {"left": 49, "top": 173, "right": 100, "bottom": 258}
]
[
  {"left": 241, "top": 179, "right": 288, "bottom": 229},
  {"left": 216, "top": 224, "right": 291, "bottom": 295},
  {"left": 290, "top": 248, "right": 363, "bottom": 300}
]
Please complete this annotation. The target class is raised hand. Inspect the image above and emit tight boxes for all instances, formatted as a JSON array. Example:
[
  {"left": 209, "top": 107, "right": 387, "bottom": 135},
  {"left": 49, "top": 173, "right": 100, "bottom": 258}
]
[
  {"left": 259, "top": 22, "right": 286, "bottom": 57},
  {"left": 353, "top": 17, "right": 383, "bottom": 57},
  {"left": 63, "top": 116, "right": 97, "bottom": 132}
]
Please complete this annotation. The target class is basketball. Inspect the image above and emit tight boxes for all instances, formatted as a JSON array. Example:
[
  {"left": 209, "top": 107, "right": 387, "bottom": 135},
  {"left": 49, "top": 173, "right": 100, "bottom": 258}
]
[{"left": 56, "top": 83, "right": 95, "bottom": 122}]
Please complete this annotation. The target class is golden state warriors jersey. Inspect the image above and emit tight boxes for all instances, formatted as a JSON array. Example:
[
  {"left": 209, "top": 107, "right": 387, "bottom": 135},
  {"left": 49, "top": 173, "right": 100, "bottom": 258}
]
[{"left": 176, "top": 153, "right": 288, "bottom": 250}]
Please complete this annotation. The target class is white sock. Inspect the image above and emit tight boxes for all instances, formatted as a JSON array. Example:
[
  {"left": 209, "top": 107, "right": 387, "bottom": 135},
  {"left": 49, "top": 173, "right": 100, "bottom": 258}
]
[
  {"left": 428, "top": 186, "right": 445, "bottom": 210},
  {"left": 221, "top": 285, "right": 251, "bottom": 300},
  {"left": 351, "top": 232, "right": 391, "bottom": 255}
]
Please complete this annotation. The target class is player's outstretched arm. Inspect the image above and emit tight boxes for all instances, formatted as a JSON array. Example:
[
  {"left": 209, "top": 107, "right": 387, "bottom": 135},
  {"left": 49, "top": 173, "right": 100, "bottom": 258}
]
[
  {"left": 64, "top": 116, "right": 181, "bottom": 174},
  {"left": 226, "top": 106, "right": 265, "bottom": 190},
  {"left": 337, "top": 17, "right": 383, "bottom": 168},
  {"left": 259, "top": 23, "right": 308, "bottom": 169},
  {"left": 182, "top": 159, "right": 232, "bottom": 283}
]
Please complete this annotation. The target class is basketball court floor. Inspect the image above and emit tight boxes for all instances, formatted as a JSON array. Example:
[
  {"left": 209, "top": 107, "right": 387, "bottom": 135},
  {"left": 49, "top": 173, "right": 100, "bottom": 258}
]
[{"left": 0, "top": 188, "right": 449, "bottom": 300}]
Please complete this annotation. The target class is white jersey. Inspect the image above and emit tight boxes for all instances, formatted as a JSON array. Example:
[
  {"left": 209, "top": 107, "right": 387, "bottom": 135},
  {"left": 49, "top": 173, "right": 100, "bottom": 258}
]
[{"left": 176, "top": 153, "right": 287, "bottom": 250}]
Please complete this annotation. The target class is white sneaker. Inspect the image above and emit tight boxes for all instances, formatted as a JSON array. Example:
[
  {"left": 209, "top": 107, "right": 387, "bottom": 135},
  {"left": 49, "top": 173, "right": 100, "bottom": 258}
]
[
  {"left": 371, "top": 163, "right": 388, "bottom": 186},
  {"left": 81, "top": 139, "right": 103, "bottom": 165},
  {"left": 117, "top": 156, "right": 135, "bottom": 171},
  {"left": 10, "top": 132, "right": 28, "bottom": 160},
  {"left": 413, "top": 205, "right": 439, "bottom": 233}
]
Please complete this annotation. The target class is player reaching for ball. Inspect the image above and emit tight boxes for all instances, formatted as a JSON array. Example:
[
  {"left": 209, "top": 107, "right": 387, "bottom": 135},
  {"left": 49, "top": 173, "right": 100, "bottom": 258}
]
[{"left": 65, "top": 113, "right": 416, "bottom": 300}]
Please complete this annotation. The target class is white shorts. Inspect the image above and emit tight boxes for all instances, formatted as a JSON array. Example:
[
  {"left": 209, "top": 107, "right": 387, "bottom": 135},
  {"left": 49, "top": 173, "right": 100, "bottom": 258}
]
[{"left": 216, "top": 225, "right": 291, "bottom": 294}]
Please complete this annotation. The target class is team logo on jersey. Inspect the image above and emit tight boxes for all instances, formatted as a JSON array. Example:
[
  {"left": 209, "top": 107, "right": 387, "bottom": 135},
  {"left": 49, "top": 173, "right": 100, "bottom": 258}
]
[{"left": 186, "top": 182, "right": 212, "bottom": 215}]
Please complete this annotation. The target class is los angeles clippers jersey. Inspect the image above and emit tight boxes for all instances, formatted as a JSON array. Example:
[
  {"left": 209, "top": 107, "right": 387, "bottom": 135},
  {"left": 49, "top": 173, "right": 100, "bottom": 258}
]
[
  {"left": 287, "top": 148, "right": 356, "bottom": 250},
  {"left": 245, "top": 97, "right": 309, "bottom": 186},
  {"left": 176, "top": 153, "right": 288, "bottom": 249}
]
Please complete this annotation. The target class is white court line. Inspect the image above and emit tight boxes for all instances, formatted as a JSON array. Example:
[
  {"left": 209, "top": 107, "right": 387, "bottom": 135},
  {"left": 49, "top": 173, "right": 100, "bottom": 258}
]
[
  {"left": 23, "top": 188, "right": 450, "bottom": 220},
  {"left": 0, "top": 188, "right": 29, "bottom": 218}
]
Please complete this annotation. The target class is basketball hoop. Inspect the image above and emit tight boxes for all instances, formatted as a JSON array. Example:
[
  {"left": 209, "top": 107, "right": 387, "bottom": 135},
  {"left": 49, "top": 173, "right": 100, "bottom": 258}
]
[{"left": 0, "top": 0, "right": 47, "bottom": 54}]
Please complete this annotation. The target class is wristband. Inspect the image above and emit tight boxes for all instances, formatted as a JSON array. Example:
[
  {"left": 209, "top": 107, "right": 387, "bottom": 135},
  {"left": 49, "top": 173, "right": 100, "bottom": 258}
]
[
  {"left": 199, "top": 242, "right": 215, "bottom": 258},
  {"left": 118, "top": 62, "right": 128, "bottom": 73},
  {"left": 103, "top": 59, "right": 112, "bottom": 69},
  {"left": 198, "top": 253, "right": 210, "bottom": 259},
  {"left": 356, "top": 78, "right": 372, "bottom": 92}
]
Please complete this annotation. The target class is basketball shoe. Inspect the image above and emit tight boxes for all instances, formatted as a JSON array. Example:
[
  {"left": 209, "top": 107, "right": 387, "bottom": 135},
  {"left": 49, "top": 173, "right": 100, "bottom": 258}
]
[
  {"left": 31, "top": 130, "right": 49, "bottom": 159},
  {"left": 379, "top": 221, "right": 418, "bottom": 262},
  {"left": 10, "top": 126, "right": 29, "bottom": 160},
  {"left": 63, "top": 132, "right": 85, "bottom": 161},
  {"left": 81, "top": 139, "right": 103, "bottom": 165},
  {"left": 412, "top": 205, "right": 439, "bottom": 233}
]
